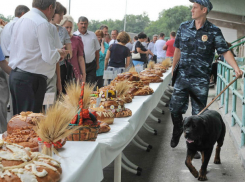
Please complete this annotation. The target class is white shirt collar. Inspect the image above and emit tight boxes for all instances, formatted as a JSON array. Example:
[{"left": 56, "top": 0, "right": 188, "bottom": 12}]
[
  {"left": 12, "top": 17, "right": 19, "bottom": 22},
  {"left": 31, "top": 8, "right": 48, "bottom": 21},
  {"left": 74, "top": 30, "right": 89, "bottom": 36}
]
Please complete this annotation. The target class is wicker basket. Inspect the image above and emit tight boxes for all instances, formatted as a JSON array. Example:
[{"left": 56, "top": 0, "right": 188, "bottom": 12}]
[{"left": 67, "top": 125, "right": 100, "bottom": 141}]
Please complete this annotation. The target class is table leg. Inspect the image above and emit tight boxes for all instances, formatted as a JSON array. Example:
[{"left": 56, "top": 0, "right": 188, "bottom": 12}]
[
  {"left": 149, "top": 114, "right": 161, "bottom": 123},
  {"left": 114, "top": 153, "right": 122, "bottom": 182}
]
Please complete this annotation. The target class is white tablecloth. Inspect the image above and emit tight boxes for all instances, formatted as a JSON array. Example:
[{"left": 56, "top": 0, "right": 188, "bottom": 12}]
[
  {"left": 55, "top": 142, "right": 104, "bottom": 182},
  {"left": 97, "top": 69, "right": 172, "bottom": 168},
  {"left": 0, "top": 69, "right": 172, "bottom": 182},
  {"left": 0, "top": 135, "right": 104, "bottom": 182}
]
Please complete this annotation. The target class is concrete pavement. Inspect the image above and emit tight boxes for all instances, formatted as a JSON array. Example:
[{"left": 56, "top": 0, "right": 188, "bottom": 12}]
[{"left": 102, "top": 87, "right": 245, "bottom": 182}]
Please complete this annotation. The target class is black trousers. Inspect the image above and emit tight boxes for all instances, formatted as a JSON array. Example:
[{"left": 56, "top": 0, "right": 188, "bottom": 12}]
[
  {"left": 9, "top": 70, "right": 47, "bottom": 115},
  {"left": 96, "top": 76, "right": 104, "bottom": 88},
  {"left": 60, "top": 64, "right": 67, "bottom": 94},
  {"left": 211, "top": 62, "right": 218, "bottom": 84},
  {"left": 86, "top": 60, "right": 96, "bottom": 84}
]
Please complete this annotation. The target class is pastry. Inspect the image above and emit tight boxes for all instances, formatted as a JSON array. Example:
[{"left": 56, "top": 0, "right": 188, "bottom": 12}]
[
  {"left": 99, "top": 122, "right": 111, "bottom": 134},
  {"left": 7, "top": 112, "right": 44, "bottom": 135},
  {"left": 115, "top": 108, "right": 132, "bottom": 118},
  {"left": 2, "top": 112, "right": 66, "bottom": 152},
  {"left": 134, "top": 86, "right": 154, "bottom": 96},
  {"left": 114, "top": 72, "right": 140, "bottom": 82},
  {"left": 89, "top": 108, "right": 115, "bottom": 125},
  {"left": 0, "top": 140, "right": 62, "bottom": 182}
]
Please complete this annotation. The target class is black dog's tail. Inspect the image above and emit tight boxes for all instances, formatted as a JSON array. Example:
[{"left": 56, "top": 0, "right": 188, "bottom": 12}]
[{"left": 189, "top": 90, "right": 207, "bottom": 114}]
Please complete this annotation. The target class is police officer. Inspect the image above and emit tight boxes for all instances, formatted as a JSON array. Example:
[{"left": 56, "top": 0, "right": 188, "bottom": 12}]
[{"left": 169, "top": 0, "right": 243, "bottom": 152}]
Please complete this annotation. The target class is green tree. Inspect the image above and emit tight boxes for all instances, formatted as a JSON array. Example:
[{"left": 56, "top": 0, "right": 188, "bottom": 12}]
[
  {"left": 123, "top": 12, "right": 150, "bottom": 33},
  {"left": 144, "top": 5, "right": 192, "bottom": 39},
  {"left": 86, "top": 12, "right": 150, "bottom": 34},
  {"left": 0, "top": 14, "right": 14, "bottom": 22}
]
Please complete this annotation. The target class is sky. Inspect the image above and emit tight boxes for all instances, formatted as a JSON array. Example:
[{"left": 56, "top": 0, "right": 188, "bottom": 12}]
[{"left": 0, "top": 0, "right": 192, "bottom": 22}]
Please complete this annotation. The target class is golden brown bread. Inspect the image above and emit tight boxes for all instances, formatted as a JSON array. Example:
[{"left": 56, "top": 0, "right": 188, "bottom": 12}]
[
  {"left": 114, "top": 73, "right": 140, "bottom": 82},
  {"left": 0, "top": 140, "right": 62, "bottom": 182},
  {"left": 89, "top": 109, "right": 115, "bottom": 125},
  {"left": 133, "top": 86, "right": 154, "bottom": 96},
  {"left": 3, "top": 112, "right": 66, "bottom": 152},
  {"left": 115, "top": 108, "right": 132, "bottom": 118},
  {"left": 99, "top": 122, "right": 111, "bottom": 133},
  {"left": 7, "top": 112, "right": 44, "bottom": 135}
]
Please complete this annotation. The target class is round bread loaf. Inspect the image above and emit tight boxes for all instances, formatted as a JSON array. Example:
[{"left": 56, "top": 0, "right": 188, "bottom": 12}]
[
  {"left": 3, "top": 112, "right": 66, "bottom": 152},
  {"left": 0, "top": 140, "right": 62, "bottom": 182},
  {"left": 89, "top": 109, "right": 115, "bottom": 125},
  {"left": 7, "top": 112, "right": 44, "bottom": 135},
  {"left": 99, "top": 122, "right": 111, "bottom": 134}
]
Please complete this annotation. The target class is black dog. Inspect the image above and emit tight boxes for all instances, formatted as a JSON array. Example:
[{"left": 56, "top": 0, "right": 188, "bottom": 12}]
[{"left": 183, "top": 110, "right": 226, "bottom": 181}]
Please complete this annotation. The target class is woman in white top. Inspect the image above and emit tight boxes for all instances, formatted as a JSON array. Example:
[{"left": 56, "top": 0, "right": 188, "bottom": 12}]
[{"left": 48, "top": 2, "right": 72, "bottom": 94}]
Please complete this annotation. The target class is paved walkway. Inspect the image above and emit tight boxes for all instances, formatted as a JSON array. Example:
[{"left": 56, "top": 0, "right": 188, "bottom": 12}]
[{"left": 102, "top": 87, "right": 245, "bottom": 182}]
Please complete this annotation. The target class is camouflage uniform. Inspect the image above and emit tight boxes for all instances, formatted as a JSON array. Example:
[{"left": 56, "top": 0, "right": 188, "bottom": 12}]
[{"left": 170, "top": 20, "right": 229, "bottom": 116}]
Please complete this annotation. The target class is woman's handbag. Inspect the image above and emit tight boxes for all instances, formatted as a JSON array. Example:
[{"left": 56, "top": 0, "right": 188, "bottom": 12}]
[
  {"left": 132, "top": 41, "right": 141, "bottom": 59},
  {"left": 132, "top": 52, "right": 141, "bottom": 59}
]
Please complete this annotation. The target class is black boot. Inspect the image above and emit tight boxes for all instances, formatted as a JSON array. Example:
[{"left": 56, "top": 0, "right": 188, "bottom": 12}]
[{"left": 170, "top": 114, "right": 183, "bottom": 148}]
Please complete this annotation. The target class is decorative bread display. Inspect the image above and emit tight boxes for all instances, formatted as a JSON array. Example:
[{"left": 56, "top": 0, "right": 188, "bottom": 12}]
[
  {"left": 0, "top": 139, "right": 62, "bottom": 182},
  {"left": 90, "top": 98, "right": 132, "bottom": 118},
  {"left": 6, "top": 112, "right": 43, "bottom": 135},
  {"left": 139, "top": 73, "right": 163, "bottom": 83},
  {"left": 98, "top": 122, "right": 111, "bottom": 134},
  {"left": 114, "top": 72, "right": 140, "bottom": 82},
  {"left": 133, "top": 86, "right": 154, "bottom": 96},
  {"left": 2, "top": 112, "right": 66, "bottom": 152},
  {"left": 142, "top": 69, "right": 163, "bottom": 77},
  {"left": 89, "top": 108, "right": 114, "bottom": 125},
  {"left": 61, "top": 82, "right": 100, "bottom": 141}
]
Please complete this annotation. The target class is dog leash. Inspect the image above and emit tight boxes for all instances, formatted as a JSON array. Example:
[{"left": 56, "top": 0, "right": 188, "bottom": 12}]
[{"left": 197, "top": 76, "right": 240, "bottom": 116}]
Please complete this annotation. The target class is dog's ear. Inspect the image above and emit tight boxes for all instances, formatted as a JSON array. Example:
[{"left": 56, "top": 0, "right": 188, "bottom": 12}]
[{"left": 183, "top": 117, "right": 187, "bottom": 125}]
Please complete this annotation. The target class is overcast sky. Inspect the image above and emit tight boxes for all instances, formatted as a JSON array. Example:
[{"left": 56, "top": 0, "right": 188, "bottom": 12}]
[{"left": 0, "top": 0, "right": 192, "bottom": 22}]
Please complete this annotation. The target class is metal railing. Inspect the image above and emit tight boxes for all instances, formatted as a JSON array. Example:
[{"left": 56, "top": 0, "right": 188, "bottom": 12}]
[
  {"left": 231, "top": 35, "right": 245, "bottom": 45},
  {"left": 216, "top": 40, "right": 245, "bottom": 147},
  {"left": 231, "top": 37, "right": 245, "bottom": 57}
]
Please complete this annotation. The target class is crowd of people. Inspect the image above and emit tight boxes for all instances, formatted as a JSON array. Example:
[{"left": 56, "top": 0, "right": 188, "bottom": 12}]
[{"left": 0, "top": 0, "right": 176, "bottom": 133}]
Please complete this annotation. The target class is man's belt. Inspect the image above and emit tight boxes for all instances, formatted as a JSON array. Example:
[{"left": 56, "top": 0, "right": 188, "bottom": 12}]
[{"left": 14, "top": 68, "right": 48, "bottom": 80}]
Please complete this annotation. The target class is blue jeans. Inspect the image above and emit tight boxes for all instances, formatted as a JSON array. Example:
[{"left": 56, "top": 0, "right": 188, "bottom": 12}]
[{"left": 132, "top": 60, "right": 144, "bottom": 66}]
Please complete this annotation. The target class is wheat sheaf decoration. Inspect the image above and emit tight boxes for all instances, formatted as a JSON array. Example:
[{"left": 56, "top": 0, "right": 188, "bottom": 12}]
[
  {"left": 128, "top": 66, "right": 136, "bottom": 73},
  {"left": 162, "top": 58, "right": 172, "bottom": 68},
  {"left": 34, "top": 102, "right": 80, "bottom": 155},
  {"left": 147, "top": 61, "right": 155, "bottom": 69},
  {"left": 115, "top": 80, "right": 130, "bottom": 97}
]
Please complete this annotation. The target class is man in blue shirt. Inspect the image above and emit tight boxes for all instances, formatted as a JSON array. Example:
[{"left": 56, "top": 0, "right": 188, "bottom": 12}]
[
  {"left": 169, "top": 0, "right": 243, "bottom": 149},
  {"left": 0, "top": 46, "right": 11, "bottom": 133}
]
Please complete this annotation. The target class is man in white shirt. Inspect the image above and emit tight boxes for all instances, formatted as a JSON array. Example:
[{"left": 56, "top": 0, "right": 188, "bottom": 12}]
[
  {"left": 109, "top": 30, "right": 118, "bottom": 46},
  {"left": 148, "top": 34, "right": 158, "bottom": 61},
  {"left": 1, "top": 5, "right": 29, "bottom": 116},
  {"left": 100, "top": 25, "right": 108, "bottom": 36},
  {"left": 154, "top": 33, "right": 166, "bottom": 62},
  {"left": 8, "top": 0, "right": 67, "bottom": 115},
  {"left": 74, "top": 16, "right": 100, "bottom": 84},
  {"left": 1, "top": 5, "right": 30, "bottom": 57}
]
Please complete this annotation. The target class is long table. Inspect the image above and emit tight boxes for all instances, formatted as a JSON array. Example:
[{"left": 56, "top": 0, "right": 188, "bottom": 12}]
[
  {"left": 97, "top": 69, "right": 172, "bottom": 169},
  {"left": 0, "top": 69, "right": 172, "bottom": 182}
]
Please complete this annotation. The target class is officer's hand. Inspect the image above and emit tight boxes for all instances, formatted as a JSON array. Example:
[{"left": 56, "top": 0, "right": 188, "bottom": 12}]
[{"left": 235, "top": 68, "right": 243, "bottom": 78}]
